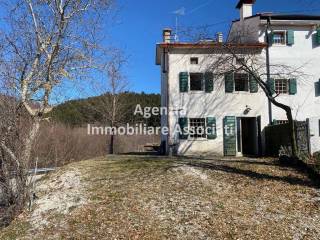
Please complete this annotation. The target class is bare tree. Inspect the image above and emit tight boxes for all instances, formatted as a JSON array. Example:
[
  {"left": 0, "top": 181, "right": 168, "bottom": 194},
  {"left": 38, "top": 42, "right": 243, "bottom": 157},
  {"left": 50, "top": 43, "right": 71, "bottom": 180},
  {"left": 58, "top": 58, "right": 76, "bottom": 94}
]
[
  {"left": 91, "top": 54, "right": 129, "bottom": 154},
  {"left": 203, "top": 44, "right": 303, "bottom": 158},
  {"left": 0, "top": 0, "right": 114, "bottom": 224}
]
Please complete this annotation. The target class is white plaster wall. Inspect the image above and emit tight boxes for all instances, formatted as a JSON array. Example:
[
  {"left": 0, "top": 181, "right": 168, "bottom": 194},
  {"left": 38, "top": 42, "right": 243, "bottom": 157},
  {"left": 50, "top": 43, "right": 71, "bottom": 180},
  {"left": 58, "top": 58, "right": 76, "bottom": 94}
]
[
  {"left": 228, "top": 17, "right": 261, "bottom": 43},
  {"left": 166, "top": 51, "right": 269, "bottom": 156},
  {"left": 259, "top": 26, "right": 320, "bottom": 153},
  {"left": 309, "top": 117, "right": 320, "bottom": 154},
  {"left": 228, "top": 21, "right": 320, "bottom": 154},
  {"left": 162, "top": 21, "right": 320, "bottom": 155}
]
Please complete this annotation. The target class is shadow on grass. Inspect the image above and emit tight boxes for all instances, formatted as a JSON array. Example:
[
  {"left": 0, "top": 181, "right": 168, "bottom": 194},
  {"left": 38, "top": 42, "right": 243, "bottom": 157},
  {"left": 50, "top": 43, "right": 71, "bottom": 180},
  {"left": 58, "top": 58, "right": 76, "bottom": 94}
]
[
  {"left": 119, "top": 152, "right": 160, "bottom": 156},
  {"left": 183, "top": 160, "right": 320, "bottom": 188}
]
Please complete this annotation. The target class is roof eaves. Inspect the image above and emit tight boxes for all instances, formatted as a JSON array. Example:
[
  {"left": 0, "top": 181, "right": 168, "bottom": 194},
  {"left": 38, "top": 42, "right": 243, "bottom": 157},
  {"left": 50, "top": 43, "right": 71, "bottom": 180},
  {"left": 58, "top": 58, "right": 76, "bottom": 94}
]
[{"left": 157, "top": 42, "right": 267, "bottom": 49}]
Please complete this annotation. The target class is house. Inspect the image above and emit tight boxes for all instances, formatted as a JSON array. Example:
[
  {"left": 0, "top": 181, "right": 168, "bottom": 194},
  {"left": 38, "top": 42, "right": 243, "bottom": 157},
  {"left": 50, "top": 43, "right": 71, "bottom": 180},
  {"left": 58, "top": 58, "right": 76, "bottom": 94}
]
[{"left": 155, "top": 0, "right": 320, "bottom": 157}]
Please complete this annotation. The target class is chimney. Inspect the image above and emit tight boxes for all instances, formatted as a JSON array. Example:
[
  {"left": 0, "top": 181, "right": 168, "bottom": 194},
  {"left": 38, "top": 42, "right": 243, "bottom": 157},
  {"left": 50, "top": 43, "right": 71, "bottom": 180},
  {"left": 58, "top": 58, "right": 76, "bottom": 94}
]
[
  {"left": 163, "top": 28, "right": 172, "bottom": 43},
  {"left": 216, "top": 32, "right": 223, "bottom": 43},
  {"left": 236, "top": 0, "right": 256, "bottom": 21}
]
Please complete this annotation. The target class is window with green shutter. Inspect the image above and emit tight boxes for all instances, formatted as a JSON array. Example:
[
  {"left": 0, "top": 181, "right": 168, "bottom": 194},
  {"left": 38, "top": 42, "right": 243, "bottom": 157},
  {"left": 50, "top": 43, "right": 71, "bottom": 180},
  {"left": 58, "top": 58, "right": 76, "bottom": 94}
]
[
  {"left": 267, "top": 78, "right": 275, "bottom": 95},
  {"left": 249, "top": 74, "right": 258, "bottom": 93},
  {"left": 267, "top": 32, "right": 273, "bottom": 45},
  {"left": 205, "top": 72, "right": 214, "bottom": 93},
  {"left": 272, "top": 31, "right": 286, "bottom": 45},
  {"left": 179, "top": 72, "right": 189, "bottom": 92},
  {"left": 289, "top": 78, "right": 297, "bottom": 95},
  {"left": 287, "top": 30, "right": 294, "bottom": 45},
  {"left": 206, "top": 117, "right": 217, "bottom": 139},
  {"left": 178, "top": 118, "right": 188, "bottom": 139},
  {"left": 234, "top": 73, "right": 249, "bottom": 92},
  {"left": 225, "top": 72, "right": 234, "bottom": 93},
  {"left": 316, "top": 28, "right": 320, "bottom": 45}
]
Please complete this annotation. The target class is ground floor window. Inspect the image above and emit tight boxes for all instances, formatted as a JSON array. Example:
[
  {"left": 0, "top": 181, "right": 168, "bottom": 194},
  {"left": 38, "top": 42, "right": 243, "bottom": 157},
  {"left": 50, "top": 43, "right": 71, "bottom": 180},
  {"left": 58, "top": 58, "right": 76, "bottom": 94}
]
[
  {"left": 189, "top": 118, "right": 206, "bottom": 139},
  {"left": 275, "top": 79, "right": 289, "bottom": 94}
]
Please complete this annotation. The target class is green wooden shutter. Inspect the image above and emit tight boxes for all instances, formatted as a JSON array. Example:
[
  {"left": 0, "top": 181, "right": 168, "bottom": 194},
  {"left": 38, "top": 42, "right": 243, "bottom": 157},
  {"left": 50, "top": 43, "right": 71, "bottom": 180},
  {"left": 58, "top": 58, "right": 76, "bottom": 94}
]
[
  {"left": 268, "top": 32, "right": 274, "bottom": 45},
  {"left": 223, "top": 116, "right": 236, "bottom": 156},
  {"left": 205, "top": 72, "right": 214, "bottom": 93},
  {"left": 206, "top": 117, "right": 217, "bottom": 139},
  {"left": 316, "top": 79, "right": 320, "bottom": 97},
  {"left": 179, "top": 72, "right": 189, "bottom": 92},
  {"left": 225, "top": 72, "right": 234, "bottom": 93},
  {"left": 316, "top": 28, "right": 320, "bottom": 45},
  {"left": 249, "top": 74, "right": 258, "bottom": 93},
  {"left": 289, "top": 78, "right": 297, "bottom": 95},
  {"left": 287, "top": 30, "right": 294, "bottom": 45},
  {"left": 267, "top": 78, "right": 275, "bottom": 95},
  {"left": 179, "top": 118, "right": 188, "bottom": 139}
]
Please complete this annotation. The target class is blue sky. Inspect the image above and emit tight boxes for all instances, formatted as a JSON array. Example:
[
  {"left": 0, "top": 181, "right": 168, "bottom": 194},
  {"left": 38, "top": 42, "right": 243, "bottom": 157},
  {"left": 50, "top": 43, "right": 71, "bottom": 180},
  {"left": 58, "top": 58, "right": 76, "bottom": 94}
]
[{"left": 109, "top": 0, "right": 320, "bottom": 94}]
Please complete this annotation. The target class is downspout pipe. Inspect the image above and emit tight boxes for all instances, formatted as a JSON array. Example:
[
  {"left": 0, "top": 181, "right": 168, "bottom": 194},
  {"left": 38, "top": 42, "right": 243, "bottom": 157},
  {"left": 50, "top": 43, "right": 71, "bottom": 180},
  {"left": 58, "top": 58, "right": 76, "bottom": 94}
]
[{"left": 265, "top": 17, "right": 273, "bottom": 125}]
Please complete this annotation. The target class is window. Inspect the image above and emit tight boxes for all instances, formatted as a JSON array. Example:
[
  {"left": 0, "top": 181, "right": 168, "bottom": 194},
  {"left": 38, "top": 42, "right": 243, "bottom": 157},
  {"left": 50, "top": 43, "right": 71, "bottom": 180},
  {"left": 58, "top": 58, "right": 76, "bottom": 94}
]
[
  {"left": 273, "top": 31, "right": 286, "bottom": 45},
  {"left": 190, "top": 57, "right": 199, "bottom": 65},
  {"left": 190, "top": 73, "right": 204, "bottom": 91},
  {"left": 236, "top": 58, "right": 245, "bottom": 65},
  {"left": 189, "top": 118, "right": 206, "bottom": 139},
  {"left": 275, "top": 79, "right": 289, "bottom": 94},
  {"left": 234, "top": 73, "right": 249, "bottom": 92}
]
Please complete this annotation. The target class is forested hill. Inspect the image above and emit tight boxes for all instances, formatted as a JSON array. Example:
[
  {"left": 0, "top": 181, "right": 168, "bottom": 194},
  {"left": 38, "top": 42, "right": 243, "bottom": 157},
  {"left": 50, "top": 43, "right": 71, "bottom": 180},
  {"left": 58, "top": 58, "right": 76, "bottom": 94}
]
[{"left": 49, "top": 92, "right": 161, "bottom": 127}]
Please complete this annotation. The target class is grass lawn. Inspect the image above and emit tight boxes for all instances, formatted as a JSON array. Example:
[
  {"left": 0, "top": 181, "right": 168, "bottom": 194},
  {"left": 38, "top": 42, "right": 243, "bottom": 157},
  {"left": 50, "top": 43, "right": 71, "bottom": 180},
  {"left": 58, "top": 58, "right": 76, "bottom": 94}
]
[{"left": 1, "top": 155, "right": 320, "bottom": 239}]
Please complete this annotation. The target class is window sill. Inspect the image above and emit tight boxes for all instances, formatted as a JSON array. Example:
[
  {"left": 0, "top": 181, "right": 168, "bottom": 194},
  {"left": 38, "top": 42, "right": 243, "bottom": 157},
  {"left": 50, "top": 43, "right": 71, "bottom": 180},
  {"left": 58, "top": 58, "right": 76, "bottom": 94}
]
[
  {"left": 187, "top": 138, "right": 208, "bottom": 141},
  {"left": 187, "top": 91, "right": 209, "bottom": 94},
  {"left": 230, "top": 91, "right": 252, "bottom": 94},
  {"left": 276, "top": 93, "right": 290, "bottom": 96},
  {"left": 271, "top": 44, "right": 287, "bottom": 47}
]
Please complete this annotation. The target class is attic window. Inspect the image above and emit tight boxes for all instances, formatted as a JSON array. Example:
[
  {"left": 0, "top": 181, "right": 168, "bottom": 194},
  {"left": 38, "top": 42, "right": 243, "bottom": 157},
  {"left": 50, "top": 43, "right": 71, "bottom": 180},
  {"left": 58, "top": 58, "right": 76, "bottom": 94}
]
[{"left": 190, "top": 57, "right": 199, "bottom": 65}]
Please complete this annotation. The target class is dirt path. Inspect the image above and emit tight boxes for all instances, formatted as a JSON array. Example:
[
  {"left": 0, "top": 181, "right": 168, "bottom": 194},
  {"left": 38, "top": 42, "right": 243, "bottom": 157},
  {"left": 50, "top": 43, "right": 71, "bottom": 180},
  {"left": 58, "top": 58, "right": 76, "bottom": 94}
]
[{"left": 1, "top": 156, "right": 319, "bottom": 239}]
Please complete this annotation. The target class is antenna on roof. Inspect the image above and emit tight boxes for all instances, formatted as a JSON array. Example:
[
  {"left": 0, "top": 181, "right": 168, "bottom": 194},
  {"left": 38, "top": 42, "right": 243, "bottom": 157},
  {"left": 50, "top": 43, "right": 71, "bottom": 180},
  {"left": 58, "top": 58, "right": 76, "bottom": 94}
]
[{"left": 172, "top": 7, "right": 185, "bottom": 42}]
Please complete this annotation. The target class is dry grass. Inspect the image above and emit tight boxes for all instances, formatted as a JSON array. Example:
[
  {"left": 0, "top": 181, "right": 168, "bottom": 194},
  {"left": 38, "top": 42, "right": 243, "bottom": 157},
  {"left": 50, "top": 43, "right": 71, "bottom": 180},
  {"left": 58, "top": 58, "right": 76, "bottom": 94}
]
[
  {"left": 1, "top": 155, "right": 320, "bottom": 239},
  {"left": 31, "top": 123, "right": 160, "bottom": 167}
]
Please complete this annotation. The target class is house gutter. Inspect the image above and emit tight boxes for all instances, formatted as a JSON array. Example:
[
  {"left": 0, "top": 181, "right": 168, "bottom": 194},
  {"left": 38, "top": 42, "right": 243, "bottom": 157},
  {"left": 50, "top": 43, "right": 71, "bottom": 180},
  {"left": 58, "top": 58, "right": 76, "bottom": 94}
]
[{"left": 165, "top": 49, "right": 171, "bottom": 154}]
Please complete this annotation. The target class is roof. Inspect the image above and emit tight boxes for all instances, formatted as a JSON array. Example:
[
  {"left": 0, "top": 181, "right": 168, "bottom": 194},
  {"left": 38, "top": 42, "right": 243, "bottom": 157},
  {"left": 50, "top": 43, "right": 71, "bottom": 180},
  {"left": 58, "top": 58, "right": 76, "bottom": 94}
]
[
  {"left": 155, "top": 42, "right": 266, "bottom": 65},
  {"left": 260, "top": 14, "right": 320, "bottom": 21},
  {"left": 157, "top": 42, "right": 266, "bottom": 49},
  {"left": 233, "top": 13, "right": 320, "bottom": 22},
  {"left": 236, "top": 0, "right": 256, "bottom": 9}
]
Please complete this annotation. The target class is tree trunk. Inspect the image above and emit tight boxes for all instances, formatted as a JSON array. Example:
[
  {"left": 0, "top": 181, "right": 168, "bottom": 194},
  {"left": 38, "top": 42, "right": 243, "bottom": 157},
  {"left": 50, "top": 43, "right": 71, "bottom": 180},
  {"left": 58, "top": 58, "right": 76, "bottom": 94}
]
[
  {"left": 22, "top": 118, "right": 40, "bottom": 165},
  {"left": 109, "top": 134, "right": 114, "bottom": 154},
  {"left": 268, "top": 98, "right": 298, "bottom": 159},
  {"left": 286, "top": 110, "right": 298, "bottom": 160}
]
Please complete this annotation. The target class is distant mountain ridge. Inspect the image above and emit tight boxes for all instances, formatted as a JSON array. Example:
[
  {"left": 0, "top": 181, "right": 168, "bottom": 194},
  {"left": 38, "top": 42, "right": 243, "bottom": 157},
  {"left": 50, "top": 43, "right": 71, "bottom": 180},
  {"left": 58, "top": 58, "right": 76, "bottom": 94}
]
[{"left": 49, "top": 92, "right": 161, "bottom": 127}]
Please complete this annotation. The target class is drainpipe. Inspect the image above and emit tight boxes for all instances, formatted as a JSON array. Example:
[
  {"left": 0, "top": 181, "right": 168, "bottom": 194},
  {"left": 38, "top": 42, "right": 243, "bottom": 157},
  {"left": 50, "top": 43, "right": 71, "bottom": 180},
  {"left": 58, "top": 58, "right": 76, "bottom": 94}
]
[{"left": 265, "top": 17, "right": 273, "bottom": 125}]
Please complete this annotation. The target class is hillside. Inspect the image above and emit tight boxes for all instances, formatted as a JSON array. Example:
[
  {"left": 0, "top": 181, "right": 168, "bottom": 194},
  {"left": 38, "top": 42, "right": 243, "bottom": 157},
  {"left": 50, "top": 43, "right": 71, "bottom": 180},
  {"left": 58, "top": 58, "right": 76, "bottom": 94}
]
[
  {"left": 49, "top": 92, "right": 161, "bottom": 127},
  {"left": 1, "top": 156, "right": 319, "bottom": 239}
]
